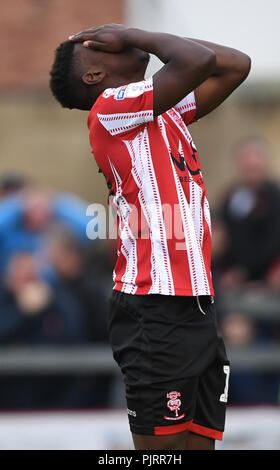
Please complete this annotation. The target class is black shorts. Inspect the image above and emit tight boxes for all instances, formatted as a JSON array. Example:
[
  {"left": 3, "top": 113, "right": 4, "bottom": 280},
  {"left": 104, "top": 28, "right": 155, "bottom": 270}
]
[{"left": 108, "top": 290, "right": 230, "bottom": 440}]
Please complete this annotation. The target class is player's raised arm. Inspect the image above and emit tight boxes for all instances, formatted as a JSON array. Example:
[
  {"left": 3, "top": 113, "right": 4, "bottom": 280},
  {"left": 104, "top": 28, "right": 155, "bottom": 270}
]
[
  {"left": 69, "top": 25, "right": 216, "bottom": 117},
  {"left": 186, "top": 39, "right": 251, "bottom": 119},
  {"left": 116, "top": 29, "right": 217, "bottom": 117}
]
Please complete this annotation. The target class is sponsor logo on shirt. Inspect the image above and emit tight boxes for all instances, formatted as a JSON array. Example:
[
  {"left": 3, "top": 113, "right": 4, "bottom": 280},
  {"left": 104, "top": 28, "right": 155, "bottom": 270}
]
[
  {"left": 115, "top": 82, "right": 145, "bottom": 100},
  {"left": 115, "top": 87, "right": 126, "bottom": 100},
  {"left": 125, "top": 82, "right": 145, "bottom": 98}
]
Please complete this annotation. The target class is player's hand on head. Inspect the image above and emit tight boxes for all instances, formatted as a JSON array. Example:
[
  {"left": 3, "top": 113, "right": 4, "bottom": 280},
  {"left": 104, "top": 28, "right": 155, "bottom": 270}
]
[{"left": 68, "top": 24, "right": 129, "bottom": 53}]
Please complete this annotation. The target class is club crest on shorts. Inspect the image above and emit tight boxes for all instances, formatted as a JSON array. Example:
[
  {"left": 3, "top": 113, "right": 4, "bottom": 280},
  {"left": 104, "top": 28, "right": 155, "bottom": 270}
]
[{"left": 163, "top": 391, "right": 185, "bottom": 421}]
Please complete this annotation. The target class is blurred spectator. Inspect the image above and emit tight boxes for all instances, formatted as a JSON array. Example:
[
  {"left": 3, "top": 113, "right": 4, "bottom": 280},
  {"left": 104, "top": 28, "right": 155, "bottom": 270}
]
[
  {"left": 213, "top": 136, "right": 280, "bottom": 405},
  {"left": 0, "top": 249, "right": 114, "bottom": 410},
  {"left": 219, "top": 304, "right": 280, "bottom": 405},
  {"left": 0, "top": 187, "right": 91, "bottom": 279},
  {"left": 0, "top": 173, "right": 28, "bottom": 198},
  {"left": 0, "top": 252, "right": 87, "bottom": 344},
  {"left": 0, "top": 179, "right": 118, "bottom": 409},
  {"left": 49, "top": 227, "right": 110, "bottom": 343},
  {"left": 219, "top": 135, "right": 280, "bottom": 285},
  {"left": 222, "top": 312, "right": 256, "bottom": 346},
  {"left": 210, "top": 211, "right": 232, "bottom": 292},
  {"left": 223, "top": 312, "right": 279, "bottom": 404}
]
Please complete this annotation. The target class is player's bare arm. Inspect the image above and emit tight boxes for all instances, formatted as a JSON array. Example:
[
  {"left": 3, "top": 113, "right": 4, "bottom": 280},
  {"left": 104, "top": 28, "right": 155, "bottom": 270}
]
[
  {"left": 69, "top": 24, "right": 217, "bottom": 116},
  {"left": 187, "top": 39, "right": 251, "bottom": 119}
]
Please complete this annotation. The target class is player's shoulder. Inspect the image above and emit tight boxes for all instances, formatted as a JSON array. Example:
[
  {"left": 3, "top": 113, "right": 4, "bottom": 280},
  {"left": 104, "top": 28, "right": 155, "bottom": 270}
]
[{"left": 88, "top": 77, "right": 154, "bottom": 136}]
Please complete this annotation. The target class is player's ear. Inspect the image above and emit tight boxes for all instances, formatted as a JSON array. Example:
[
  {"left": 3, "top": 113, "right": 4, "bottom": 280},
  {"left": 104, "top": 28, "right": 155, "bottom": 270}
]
[{"left": 82, "top": 66, "right": 106, "bottom": 85}]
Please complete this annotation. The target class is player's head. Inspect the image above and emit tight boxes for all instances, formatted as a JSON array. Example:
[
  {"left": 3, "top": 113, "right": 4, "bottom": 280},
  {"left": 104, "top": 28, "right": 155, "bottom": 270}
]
[
  {"left": 49, "top": 40, "right": 149, "bottom": 111},
  {"left": 233, "top": 135, "right": 271, "bottom": 186}
]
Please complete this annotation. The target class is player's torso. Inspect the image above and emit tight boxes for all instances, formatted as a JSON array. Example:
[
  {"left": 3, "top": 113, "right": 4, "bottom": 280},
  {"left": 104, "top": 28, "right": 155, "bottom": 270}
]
[
  {"left": 89, "top": 104, "right": 213, "bottom": 296},
  {"left": 90, "top": 106, "right": 207, "bottom": 206}
]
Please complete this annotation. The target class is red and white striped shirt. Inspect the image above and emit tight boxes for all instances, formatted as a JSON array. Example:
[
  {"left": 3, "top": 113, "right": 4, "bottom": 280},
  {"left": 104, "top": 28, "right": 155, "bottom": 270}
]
[{"left": 88, "top": 77, "right": 214, "bottom": 296}]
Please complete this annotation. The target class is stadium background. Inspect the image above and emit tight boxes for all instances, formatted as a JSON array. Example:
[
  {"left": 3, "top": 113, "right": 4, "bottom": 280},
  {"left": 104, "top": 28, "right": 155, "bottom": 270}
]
[{"left": 0, "top": 0, "right": 279, "bottom": 449}]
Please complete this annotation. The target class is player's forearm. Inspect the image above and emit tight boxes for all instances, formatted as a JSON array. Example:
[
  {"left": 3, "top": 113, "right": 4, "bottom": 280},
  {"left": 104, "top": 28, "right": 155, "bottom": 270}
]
[
  {"left": 124, "top": 28, "right": 216, "bottom": 76},
  {"left": 186, "top": 38, "right": 251, "bottom": 78}
]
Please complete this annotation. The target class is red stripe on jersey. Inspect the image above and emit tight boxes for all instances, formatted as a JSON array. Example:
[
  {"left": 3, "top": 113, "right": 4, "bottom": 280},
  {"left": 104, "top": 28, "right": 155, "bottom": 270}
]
[
  {"left": 134, "top": 235, "right": 152, "bottom": 295},
  {"left": 148, "top": 119, "right": 193, "bottom": 294}
]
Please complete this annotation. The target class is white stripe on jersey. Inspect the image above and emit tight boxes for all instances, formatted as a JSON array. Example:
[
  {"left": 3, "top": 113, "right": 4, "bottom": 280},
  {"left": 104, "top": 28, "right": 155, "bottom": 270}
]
[
  {"left": 175, "top": 91, "right": 196, "bottom": 116},
  {"left": 158, "top": 116, "right": 210, "bottom": 296},
  {"left": 189, "top": 177, "right": 204, "bottom": 245},
  {"left": 167, "top": 108, "right": 194, "bottom": 146},
  {"left": 97, "top": 111, "right": 153, "bottom": 136},
  {"left": 203, "top": 197, "right": 212, "bottom": 235},
  {"left": 124, "top": 130, "right": 175, "bottom": 295},
  {"left": 109, "top": 159, "right": 138, "bottom": 294},
  {"left": 124, "top": 137, "right": 158, "bottom": 292}
]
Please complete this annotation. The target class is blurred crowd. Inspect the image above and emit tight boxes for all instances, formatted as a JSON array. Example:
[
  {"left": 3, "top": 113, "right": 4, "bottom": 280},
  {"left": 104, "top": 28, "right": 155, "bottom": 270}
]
[
  {"left": 212, "top": 135, "right": 280, "bottom": 405},
  {"left": 0, "top": 174, "right": 117, "bottom": 409},
  {"left": 0, "top": 134, "right": 279, "bottom": 410}
]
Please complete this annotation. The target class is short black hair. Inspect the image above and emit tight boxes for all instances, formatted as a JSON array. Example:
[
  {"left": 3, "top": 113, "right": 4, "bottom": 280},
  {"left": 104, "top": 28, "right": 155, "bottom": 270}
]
[
  {"left": 49, "top": 40, "right": 89, "bottom": 110},
  {"left": 0, "top": 172, "right": 28, "bottom": 192}
]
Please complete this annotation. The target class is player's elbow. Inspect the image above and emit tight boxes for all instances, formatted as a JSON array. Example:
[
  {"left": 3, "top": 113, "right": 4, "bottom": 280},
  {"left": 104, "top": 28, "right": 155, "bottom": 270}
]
[
  {"left": 234, "top": 52, "right": 251, "bottom": 83},
  {"left": 198, "top": 49, "right": 217, "bottom": 79},
  {"left": 241, "top": 53, "right": 251, "bottom": 80},
  {"left": 178, "top": 48, "right": 216, "bottom": 84}
]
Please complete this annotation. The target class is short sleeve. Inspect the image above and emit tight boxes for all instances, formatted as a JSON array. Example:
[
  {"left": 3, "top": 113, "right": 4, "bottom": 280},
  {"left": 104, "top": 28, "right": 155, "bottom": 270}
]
[
  {"left": 174, "top": 91, "right": 197, "bottom": 125},
  {"left": 94, "top": 77, "right": 154, "bottom": 139}
]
